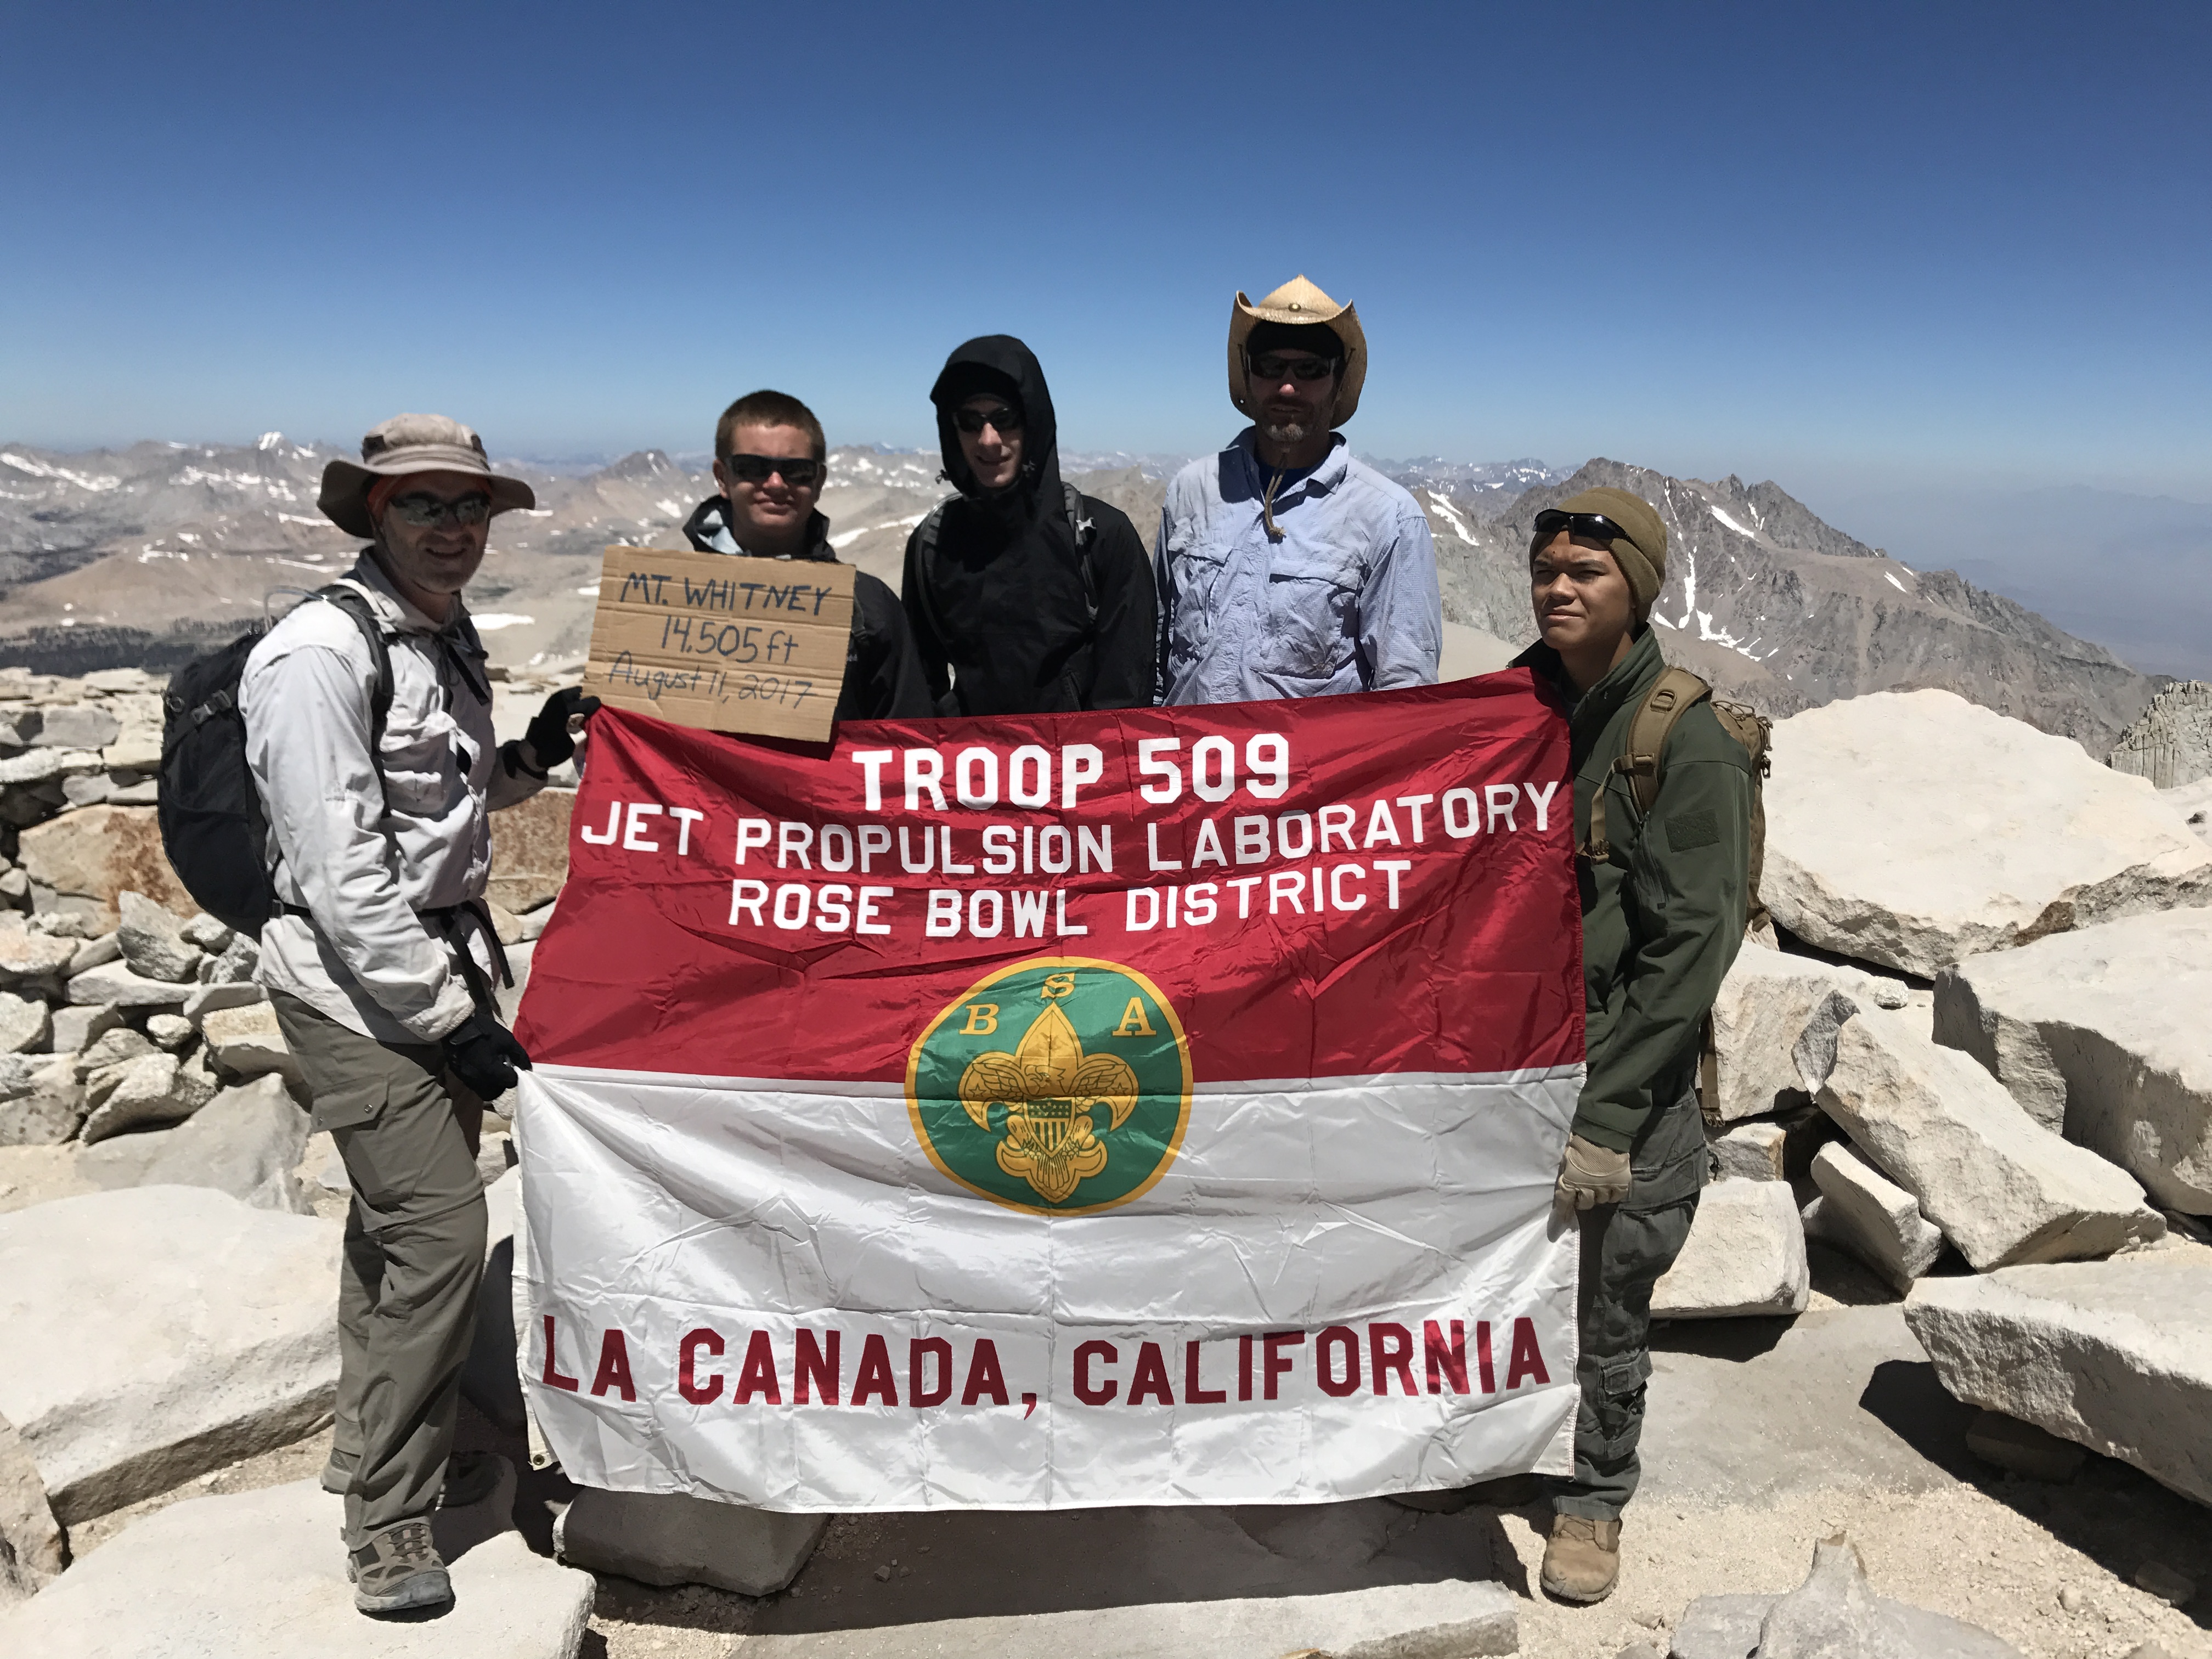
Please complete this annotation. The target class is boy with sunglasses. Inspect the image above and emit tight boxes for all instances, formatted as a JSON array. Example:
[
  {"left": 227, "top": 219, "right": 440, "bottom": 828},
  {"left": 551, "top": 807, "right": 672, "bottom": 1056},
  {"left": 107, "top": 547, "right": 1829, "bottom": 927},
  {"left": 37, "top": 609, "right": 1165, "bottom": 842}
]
[
  {"left": 901, "top": 335, "right": 1155, "bottom": 715},
  {"left": 241, "top": 414, "right": 596, "bottom": 1615},
  {"left": 1513, "top": 487, "right": 1753, "bottom": 1605},
  {"left": 679, "top": 389, "right": 931, "bottom": 721},
  {"left": 1155, "top": 275, "right": 1440, "bottom": 704}
]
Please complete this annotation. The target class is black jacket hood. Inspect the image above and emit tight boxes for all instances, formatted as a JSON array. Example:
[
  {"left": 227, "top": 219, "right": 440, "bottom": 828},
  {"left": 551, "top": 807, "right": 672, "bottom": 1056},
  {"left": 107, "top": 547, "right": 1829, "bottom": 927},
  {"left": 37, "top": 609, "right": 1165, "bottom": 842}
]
[
  {"left": 679, "top": 496, "right": 838, "bottom": 563},
  {"left": 930, "top": 335, "right": 1063, "bottom": 517}
]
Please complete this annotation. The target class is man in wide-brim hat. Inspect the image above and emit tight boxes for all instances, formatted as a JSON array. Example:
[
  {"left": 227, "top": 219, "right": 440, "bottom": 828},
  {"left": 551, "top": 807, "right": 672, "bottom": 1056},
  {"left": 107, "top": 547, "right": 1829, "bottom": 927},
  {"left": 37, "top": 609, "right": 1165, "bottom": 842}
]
[
  {"left": 241, "top": 413, "right": 597, "bottom": 1616},
  {"left": 1154, "top": 274, "right": 1440, "bottom": 704}
]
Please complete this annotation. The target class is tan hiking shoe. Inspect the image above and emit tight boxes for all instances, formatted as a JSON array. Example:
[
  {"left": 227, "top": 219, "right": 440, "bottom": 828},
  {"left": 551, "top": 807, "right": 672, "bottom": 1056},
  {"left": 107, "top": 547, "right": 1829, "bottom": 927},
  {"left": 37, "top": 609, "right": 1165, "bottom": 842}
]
[
  {"left": 1541, "top": 1513, "right": 1622, "bottom": 1603},
  {"left": 349, "top": 1517, "right": 450, "bottom": 1615}
]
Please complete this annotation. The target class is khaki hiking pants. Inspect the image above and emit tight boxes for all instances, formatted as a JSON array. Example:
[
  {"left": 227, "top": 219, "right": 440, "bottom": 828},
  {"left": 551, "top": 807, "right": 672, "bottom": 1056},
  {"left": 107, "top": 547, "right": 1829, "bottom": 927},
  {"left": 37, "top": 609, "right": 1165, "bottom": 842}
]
[
  {"left": 1550, "top": 1075, "right": 1707, "bottom": 1522},
  {"left": 272, "top": 991, "right": 489, "bottom": 1547}
]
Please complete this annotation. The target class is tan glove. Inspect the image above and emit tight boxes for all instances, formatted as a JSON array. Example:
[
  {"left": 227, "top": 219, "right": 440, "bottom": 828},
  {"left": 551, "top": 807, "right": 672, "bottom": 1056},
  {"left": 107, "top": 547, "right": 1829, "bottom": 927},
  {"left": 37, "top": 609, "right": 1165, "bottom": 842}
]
[{"left": 1554, "top": 1135, "right": 1633, "bottom": 1212}]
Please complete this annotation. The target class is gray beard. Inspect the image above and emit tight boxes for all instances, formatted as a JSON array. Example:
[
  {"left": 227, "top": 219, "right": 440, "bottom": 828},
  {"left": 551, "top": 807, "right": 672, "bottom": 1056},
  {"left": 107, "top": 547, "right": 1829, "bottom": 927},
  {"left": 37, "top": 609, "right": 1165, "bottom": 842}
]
[{"left": 1261, "top": 417, "right": 1313, "bottom": 445}]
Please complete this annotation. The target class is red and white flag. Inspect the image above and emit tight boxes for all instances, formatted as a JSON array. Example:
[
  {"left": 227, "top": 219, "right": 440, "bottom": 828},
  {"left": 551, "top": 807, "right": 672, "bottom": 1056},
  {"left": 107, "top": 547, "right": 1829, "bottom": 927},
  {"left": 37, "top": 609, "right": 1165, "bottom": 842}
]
[{"left": 513, "top": 674, "right": 1584, "bottom": 1510}]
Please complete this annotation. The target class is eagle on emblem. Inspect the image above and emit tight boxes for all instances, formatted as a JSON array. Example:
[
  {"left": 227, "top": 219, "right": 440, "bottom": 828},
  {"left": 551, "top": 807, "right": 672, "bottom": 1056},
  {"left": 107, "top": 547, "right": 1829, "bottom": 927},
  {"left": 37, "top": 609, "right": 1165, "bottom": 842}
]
[{"left": 958, "top": 1001, "right": 1140, "bottom": 1204}]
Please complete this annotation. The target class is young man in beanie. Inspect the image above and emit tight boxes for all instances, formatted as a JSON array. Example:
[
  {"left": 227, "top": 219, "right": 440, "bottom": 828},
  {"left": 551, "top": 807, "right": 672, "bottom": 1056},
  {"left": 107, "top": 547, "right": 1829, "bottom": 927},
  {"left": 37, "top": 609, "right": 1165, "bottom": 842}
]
[
  {"left": 901, "top": 336, "right": 1155, "bottom": 714},
  {"left": 242, "top": 414, "right": 596, "bottom": 1615},
  {"left": 1514, "top": 487, "right": 1753, "bottom": 1602},
  {"left": 1155, "top": 275, "right": 1440, "bottom": 704},
  {"left": 679, "top": 389, "right": 933, "bottom": 720}
]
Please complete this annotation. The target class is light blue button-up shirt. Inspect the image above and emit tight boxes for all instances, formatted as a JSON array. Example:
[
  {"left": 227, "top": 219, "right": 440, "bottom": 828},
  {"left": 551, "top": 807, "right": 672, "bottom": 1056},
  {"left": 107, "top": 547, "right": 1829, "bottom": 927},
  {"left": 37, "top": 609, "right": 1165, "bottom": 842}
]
[{"left": 1155, "top": 431, "right": 1442, "bottom": 705}]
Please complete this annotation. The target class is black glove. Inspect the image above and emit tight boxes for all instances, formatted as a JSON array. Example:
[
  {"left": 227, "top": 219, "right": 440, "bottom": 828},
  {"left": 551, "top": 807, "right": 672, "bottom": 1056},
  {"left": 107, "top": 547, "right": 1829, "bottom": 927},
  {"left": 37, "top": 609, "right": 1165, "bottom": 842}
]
[
  {"left": 444, "top": 1010, "right": 533, "bottom": 1103},
  {"left": 522, "top": 686, "right": 601, "bottom": 771}
]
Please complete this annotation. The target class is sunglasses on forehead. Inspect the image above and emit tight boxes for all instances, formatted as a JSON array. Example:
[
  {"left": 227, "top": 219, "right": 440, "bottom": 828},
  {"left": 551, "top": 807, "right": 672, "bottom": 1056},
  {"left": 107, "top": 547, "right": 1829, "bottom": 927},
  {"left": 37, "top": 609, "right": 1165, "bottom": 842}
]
[
  {"left": 1246, "top": 351, "right": 1339, "bottom": 382},
  {"left": 385, "top": 492, "right": 493, "bottom": 529},
  {"left": 953, "top": 405, "right": 1023, "bottom": 435},
  {"left": 723, "top": 454, "right": 823, "bottom": 487},
  {"left": 1532, "top": 509, "right": 1633, "bottom": 546}
]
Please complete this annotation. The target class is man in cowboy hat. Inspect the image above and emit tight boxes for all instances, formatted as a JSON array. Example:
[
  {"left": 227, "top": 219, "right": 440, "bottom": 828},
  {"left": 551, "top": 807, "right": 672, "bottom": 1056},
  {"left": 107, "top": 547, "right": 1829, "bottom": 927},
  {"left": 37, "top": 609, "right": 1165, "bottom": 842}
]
[
  {"left": 240, "top": 413, "right": 595, "bottom": 1616},
  {"left": 1155, "top": 275, "right": 1440, "bottom": 704},
  {"left": 1516, "top": 488, "right": 1753, "bottom": 1605}
]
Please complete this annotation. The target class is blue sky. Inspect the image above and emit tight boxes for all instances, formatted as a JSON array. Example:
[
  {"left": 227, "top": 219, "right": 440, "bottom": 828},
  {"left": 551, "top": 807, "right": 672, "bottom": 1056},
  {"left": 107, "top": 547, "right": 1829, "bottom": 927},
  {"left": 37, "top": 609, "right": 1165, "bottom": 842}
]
[{"left": 5, "top": 1, "right": 2209, "bottom": 514}]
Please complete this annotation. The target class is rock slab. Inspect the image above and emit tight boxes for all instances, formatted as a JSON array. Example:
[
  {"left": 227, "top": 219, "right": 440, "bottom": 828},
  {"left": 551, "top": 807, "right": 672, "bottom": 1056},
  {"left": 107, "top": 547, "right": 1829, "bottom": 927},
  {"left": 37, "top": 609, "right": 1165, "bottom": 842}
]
[
  {"left": 558, "top": 1487, "right": 828, "bottom": 1596},
  {"left": 1651, "top": 1180, "right": 1810, "bottom": 1319},
  {"left": 75, "top": 1076, "right": 312, "bottom": 1214},
  {"left": 198, "top": 999, "right": 300, "bottom": 1083},
  {"left": 1804, "top": 1009, "right": 2164, "bottom": 1268},
  {"left": 488, "top": 786, "right": 575, "bottom": 913},
  {"left": 0, "top": 1466, "right": 594, "bottom": 1658},
  {"left": 0, "top": 1185, "right": 341, "bottom": 1523},
  {"left": 1802, "top": 1141, "right": 1944, "bottom": 1292},
  {"left": 1933, "top": 908, "right": 2212, "bottom": 1213},
  {"left": 17, "top": 805, "right": 193, "bottom": 931},
  {"left": 1709, "top": 946, "right": 1891, "bottom": 1124},
  {"left": 737, "top": 1578, "right": 1518, "bottom": 1659},
  {"left": 1905, "top": 1252, "right": 2212, "bottom": 1507},
  {"left": 1763, "top": 689, "right": 2212, "bottom": 977},
  {"left": 0, "top": 1411, "right": 64, "bottom": 1602}
]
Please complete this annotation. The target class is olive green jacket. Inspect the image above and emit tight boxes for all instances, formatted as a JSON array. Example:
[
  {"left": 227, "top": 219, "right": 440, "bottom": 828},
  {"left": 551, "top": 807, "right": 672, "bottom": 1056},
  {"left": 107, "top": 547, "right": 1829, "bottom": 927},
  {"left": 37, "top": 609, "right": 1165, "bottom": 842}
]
[{"left": 1514, "top": 628, "right": 1754, "bottom": 1153}]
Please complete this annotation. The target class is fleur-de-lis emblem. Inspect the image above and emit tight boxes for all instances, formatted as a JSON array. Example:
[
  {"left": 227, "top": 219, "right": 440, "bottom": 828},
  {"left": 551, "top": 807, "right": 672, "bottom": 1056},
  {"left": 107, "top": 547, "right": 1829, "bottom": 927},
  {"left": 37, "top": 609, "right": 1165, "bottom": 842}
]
[{"left": 958, "top": 1001, "right": 1139, "bottom": 1204}]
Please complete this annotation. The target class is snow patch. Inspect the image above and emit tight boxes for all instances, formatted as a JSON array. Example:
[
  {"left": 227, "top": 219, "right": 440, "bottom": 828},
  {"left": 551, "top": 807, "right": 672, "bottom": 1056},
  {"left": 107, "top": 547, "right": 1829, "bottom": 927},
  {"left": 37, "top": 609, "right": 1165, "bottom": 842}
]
[
  {"left": 1709, "top": 505, "right": 1760, "bottom": 540},
  {"left": 576, "top": 584, "right": 601, "bottom": 597},
  {"left": 257, "top": 431, "right": 284, "bottom": 450},
  {"left": 1425, "top": 490, "right": 1473, "bottom": 542},
  {"left": 1885, "top": 571, "right": 1908, "bottom": 592},
  {"left": 472, "top": 613, "right": 535, "bottom": 630},
  {"left": 1, "top": 453, "right": 121, "bottom": 491}
]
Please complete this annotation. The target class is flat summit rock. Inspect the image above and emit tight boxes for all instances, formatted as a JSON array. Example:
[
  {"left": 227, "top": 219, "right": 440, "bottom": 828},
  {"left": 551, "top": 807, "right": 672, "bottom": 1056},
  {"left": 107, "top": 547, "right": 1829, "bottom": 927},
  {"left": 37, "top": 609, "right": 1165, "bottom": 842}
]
[
  {"left": 1905, "top": 1253, "right": 2212, "bottom": 1508},
  {"left": 0, "top": 1463, "right": 595, "bottom": 1658},
  {"left": 1764, "top": 690, "right": 2212, "bottom": 976},
  {"left": 0, "top": 1186, "right": 340, "bottom": 1523},
  {"left": 1933, "top": 909, "right": 2212, "bottom": 1213}
]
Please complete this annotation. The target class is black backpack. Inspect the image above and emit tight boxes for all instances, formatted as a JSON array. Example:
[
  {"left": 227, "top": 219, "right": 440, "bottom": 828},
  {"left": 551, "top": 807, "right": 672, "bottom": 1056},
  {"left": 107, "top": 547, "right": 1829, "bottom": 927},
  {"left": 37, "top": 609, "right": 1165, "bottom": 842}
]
[{"left": 157, "top": 585, "right": 393, "bottom": 934}]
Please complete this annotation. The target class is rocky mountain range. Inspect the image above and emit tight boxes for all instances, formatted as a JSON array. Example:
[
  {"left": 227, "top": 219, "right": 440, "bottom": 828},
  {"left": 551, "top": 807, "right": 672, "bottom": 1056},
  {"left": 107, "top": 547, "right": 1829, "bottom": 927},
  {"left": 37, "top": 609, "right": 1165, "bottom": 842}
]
[{"left": 0, "top": 437, "right": 2164, "bottom": 751}]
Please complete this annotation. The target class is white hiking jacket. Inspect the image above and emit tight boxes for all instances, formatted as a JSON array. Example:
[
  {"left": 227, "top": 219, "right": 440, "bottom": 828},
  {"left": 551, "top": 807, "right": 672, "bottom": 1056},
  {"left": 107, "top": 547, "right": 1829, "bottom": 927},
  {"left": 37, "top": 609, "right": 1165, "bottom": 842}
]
[{"left": 240, "top": 554, "right": 545, "bottom": 1045}]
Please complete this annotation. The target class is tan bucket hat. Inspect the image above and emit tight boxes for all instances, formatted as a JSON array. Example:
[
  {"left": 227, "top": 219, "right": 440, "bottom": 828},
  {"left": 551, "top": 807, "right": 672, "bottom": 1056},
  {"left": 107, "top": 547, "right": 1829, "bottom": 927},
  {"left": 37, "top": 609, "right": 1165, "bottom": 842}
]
[
  {"left": 318, "top": 413, "right": 535, "bottom": 538},
  {"left": 1227, "top": 275, "right": 1369, "bottom": 427}
]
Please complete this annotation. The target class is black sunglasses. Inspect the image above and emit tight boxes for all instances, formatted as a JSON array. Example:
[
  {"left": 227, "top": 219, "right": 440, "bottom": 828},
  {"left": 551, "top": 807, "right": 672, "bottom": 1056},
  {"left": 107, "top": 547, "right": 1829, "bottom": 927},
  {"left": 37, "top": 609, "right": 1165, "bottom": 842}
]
[
  {"left": 1532, "top": 509, "right": 1633, "bottom": 545},
  {"left": 1247, "top": 351, "right": 1339, "bottom": 383},
  {"left": 723, "top": 453, "right": 823, "bottom": 488},
  {"left": 953, "top": 405, "right": 1023, "bottom": 435},
  {"left": 385, "top": 492, "right": 493, "bottom": 529}
]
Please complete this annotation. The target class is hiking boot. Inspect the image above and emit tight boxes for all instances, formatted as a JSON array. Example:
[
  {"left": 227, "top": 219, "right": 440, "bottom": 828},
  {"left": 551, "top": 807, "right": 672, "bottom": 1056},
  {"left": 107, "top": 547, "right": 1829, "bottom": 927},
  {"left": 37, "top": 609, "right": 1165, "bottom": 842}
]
[
  {"left": 439, "top": 1451, "right": 504, "bottom": 1511},
  {"left": 349, "top": 1517, "right": 450, "bottom": 1615},
  {"left": 1541, "top": 1513, "right": 1622, "bottom": 1603}
]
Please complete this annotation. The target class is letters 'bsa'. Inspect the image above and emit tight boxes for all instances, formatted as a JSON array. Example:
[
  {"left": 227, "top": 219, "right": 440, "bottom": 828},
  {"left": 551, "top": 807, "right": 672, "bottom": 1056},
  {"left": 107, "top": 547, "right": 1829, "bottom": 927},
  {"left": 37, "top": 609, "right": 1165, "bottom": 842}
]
[
  {"left": 581, "top": 544, "right": 855, "bottom": 742},
  {"left": 514, "top": 673, "right": 1587, "bottom": 1511}
]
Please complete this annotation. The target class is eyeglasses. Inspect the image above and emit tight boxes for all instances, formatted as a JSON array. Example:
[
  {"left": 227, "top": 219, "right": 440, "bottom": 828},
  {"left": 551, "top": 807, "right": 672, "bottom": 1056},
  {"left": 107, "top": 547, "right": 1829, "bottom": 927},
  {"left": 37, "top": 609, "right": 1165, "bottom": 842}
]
[
  {"left": 953, "top": 405, "right": 1023, "bottom": 435},
  {"left": 385, "top": 492, "right": 493, "bottom": 529},
  {"left": 723, "top": 454, "right": 823, "bottom": 488},
  {"left": 1247, "top": 352, "right": 1339, "bottom": 383},
  {"left": 1532, "top": 509, "right": 1634, "bottom": 546}
]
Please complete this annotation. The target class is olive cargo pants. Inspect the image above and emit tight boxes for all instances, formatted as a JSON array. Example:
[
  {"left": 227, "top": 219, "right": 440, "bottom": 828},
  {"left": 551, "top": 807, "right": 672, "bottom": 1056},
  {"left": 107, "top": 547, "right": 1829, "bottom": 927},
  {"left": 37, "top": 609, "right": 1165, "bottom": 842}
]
[
  {"left": 1549, "top": 1078, "right": 1706, "bottom": 1522},
  {"left": 272, "top": 991, "right": 488, "bottom": 1547}
]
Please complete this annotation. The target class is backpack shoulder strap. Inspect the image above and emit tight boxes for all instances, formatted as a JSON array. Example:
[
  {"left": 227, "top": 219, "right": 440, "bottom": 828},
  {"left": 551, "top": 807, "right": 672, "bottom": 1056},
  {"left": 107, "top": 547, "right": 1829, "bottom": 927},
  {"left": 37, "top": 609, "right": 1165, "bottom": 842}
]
[
  {"left": 1063, "top": 483, "right": 1098, "bottom": 622},
  {"left": 313, "top": 584, "right": 395, "bottom": 752},
  {"left": 1581, "top": 666, "right": 1711, "bottom": 861}
]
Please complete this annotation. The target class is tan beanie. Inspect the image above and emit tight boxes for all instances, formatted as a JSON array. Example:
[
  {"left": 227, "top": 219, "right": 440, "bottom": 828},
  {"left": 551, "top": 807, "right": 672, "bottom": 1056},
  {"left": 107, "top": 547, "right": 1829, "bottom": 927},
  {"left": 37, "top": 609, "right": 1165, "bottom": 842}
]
[{"left": 1544, "top": 487, "right": 1668, "bottom": 619}]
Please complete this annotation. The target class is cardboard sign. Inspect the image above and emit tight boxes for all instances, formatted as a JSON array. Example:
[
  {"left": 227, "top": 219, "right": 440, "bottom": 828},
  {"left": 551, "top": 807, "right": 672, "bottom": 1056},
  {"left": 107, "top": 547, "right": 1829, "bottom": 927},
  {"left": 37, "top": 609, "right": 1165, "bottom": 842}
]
[{"left": 580, "top": 546, "right": 855, "bottom": 742}]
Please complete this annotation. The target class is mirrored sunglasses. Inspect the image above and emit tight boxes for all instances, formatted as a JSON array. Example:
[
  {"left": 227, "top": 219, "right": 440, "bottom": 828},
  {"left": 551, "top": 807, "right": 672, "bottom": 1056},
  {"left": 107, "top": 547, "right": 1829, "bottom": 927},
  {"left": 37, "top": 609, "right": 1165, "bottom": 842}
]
[
  {"left": 953, "top": 405, "right": 1023, "bottom": 435},
  {"left": 1248, "top": 352, "right": 1338, "bottom": 383},
  {"left": 724, "top": 454, "right": 823, "bottom": 488},
  {"left": 1532, "top": 509, "right": 1632, "bottom": 546},
  {"left": 386, "top": 492, "right": 493, "bottom": 529}
]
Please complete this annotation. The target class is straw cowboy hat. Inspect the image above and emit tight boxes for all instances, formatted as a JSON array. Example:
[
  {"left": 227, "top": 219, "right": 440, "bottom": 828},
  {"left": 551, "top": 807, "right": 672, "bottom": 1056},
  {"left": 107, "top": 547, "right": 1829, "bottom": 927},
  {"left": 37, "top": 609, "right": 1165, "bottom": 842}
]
[
  {"left": 1226, "top": 274, "right": 1368, "bottom": 428},
  {"left": 318, "top": 413, "right": 535, "bottom": 538}
]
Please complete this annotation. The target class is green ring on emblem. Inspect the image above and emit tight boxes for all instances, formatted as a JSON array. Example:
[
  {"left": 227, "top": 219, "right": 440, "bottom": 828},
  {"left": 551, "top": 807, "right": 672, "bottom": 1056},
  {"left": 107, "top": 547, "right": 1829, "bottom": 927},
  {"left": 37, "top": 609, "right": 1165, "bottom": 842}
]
[{"left": 905, "top": 956, "right": 1194, "bottom": 1216}]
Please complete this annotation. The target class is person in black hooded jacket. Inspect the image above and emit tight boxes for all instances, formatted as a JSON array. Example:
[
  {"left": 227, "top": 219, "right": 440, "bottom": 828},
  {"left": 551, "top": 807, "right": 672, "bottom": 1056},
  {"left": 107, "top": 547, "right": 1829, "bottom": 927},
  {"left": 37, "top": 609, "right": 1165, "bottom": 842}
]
[
  {"left": 901, "top": 337, "right": 1155, "bottom": 715},
  {"left": 679, "top": 389, "right": 932, "bottom": 724}
]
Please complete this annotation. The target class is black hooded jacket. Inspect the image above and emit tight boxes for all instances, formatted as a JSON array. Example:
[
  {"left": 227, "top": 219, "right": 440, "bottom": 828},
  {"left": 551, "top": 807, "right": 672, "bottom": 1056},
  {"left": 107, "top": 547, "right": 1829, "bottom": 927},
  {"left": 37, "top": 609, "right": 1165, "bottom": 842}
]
[
  {"left": 678, "top": 499, "right": 933, "bottom": 724},
  {"left": 901, "top": 336, "right": 1156, "bottom": 715}
]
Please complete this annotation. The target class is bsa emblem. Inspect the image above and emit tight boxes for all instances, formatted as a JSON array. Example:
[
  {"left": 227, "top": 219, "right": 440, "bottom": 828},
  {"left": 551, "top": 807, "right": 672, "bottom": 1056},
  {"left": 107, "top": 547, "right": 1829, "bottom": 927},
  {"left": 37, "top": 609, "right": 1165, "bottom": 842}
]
[{"left": 906, "top": 957, "right": 1193, "bottom": 1215}]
